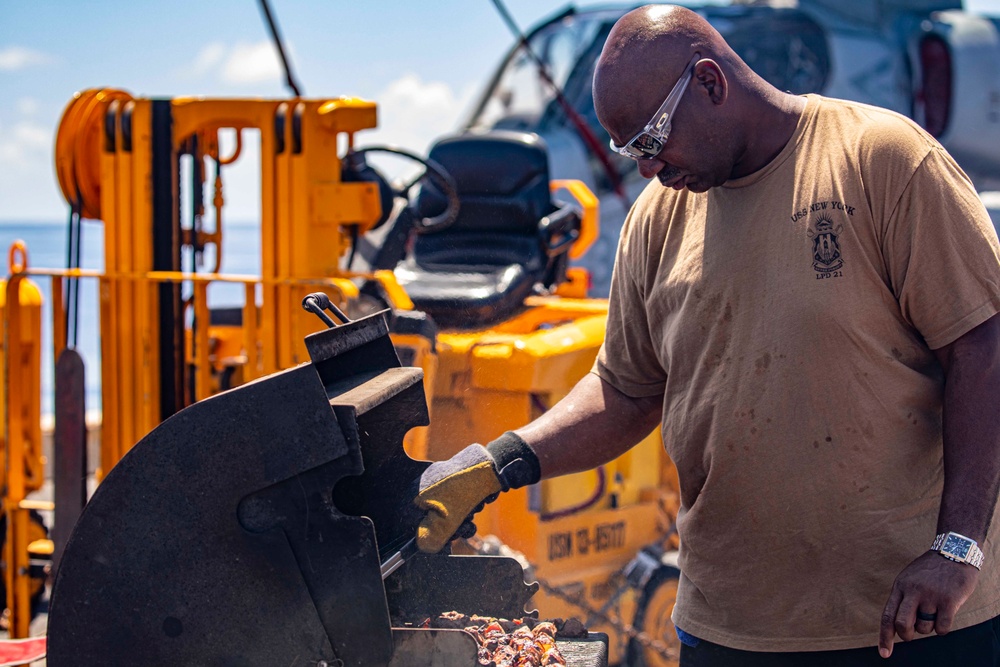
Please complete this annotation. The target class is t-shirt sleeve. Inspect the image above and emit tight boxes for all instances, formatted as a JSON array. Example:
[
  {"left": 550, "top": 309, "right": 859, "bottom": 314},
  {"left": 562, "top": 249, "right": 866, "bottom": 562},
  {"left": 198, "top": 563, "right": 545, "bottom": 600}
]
[
  {"left": 592, "top": 201, "right": 668, "bottom": 397},
  {"left": 883, "top": 146, "right": 1000, "bottom": 349}
]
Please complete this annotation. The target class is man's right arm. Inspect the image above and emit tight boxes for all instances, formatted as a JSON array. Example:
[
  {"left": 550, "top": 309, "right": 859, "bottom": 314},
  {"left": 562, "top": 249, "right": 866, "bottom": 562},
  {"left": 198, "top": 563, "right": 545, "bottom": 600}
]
[
  {"left": 514, "top": 371, "right": 663, "bottom": 479},
  {"left": 413, "top": 372, "right": 662, "bottom": 552}
]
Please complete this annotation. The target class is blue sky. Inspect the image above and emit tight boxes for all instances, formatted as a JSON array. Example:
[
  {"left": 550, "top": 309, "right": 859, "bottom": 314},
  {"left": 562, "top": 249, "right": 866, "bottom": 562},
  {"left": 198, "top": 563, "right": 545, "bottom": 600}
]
[
  {"left": 0, "top": 0, "right": 590, "bottom": 221},
  {"left": 3, "top": 0, "right": 1000, "bottom": 221}
]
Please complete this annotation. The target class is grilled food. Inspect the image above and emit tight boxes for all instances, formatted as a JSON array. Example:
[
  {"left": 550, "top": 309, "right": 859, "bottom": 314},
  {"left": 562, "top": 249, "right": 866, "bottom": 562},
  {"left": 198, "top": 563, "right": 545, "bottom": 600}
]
[{"left": 426, "top": 612, "right": 587, "bottom": 666}]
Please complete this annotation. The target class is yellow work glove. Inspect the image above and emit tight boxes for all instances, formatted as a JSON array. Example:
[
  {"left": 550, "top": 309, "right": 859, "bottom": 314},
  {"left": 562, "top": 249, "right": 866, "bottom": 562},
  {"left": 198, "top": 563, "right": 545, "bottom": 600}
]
[{"left": 414, "top": 433, "right": 541, "bottom": 553}]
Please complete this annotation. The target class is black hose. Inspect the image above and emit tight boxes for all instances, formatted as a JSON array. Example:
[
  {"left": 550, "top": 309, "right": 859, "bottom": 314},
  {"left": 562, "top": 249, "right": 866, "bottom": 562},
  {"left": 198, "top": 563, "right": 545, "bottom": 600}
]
[
  {"left": 257, "top": 0, "right": 303, "bottom": 97},
  {"left": 65, "top": 196, "right": 82, "bottom": 348}
]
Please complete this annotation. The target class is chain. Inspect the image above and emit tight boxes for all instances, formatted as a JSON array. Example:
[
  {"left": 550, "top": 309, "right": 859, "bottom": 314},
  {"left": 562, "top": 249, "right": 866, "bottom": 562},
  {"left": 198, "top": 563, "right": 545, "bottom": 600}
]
[{"left": 467, "top": 536, "right": 680, "bottom": 664}]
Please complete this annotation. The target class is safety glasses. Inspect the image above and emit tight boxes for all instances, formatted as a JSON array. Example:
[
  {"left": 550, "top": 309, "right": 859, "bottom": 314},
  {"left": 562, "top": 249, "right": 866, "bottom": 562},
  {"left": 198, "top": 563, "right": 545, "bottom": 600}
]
[{"left": 610, "top": 53, "right": 701, "bottom": 160}]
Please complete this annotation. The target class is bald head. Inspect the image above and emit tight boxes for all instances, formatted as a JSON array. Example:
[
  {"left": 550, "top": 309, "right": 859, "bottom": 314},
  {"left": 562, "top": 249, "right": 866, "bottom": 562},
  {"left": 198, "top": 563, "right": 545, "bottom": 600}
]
[
  {"left": 594, "top": 5, "right": 744, "bottom": 144},
  {"left": 593, "top": 5, "right": 802, "bottom": 189},
  {"left": 598, "top": 4, "right": 728, "bottom": 75}
]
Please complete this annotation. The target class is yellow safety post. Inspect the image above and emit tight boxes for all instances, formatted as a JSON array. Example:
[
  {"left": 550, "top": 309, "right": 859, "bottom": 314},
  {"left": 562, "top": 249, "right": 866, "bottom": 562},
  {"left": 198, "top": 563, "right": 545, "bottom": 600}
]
[
  {"left": 550, "top": 179, "right": 600, "bottom": 260},
  {"left": 241, "top": 283, "right": 261, "bottom": 382},
  {"left": 272, "top": 97, "right": 381, "bottom": 369},
  {"left": 1, "top": 241, "right": 44, "bottom": 639},
  {"left": 372, "top": 270, "right": 415, "bottom": 311},
  {"left": 192, "top": 281, "right": 211, "bottom": 401}
]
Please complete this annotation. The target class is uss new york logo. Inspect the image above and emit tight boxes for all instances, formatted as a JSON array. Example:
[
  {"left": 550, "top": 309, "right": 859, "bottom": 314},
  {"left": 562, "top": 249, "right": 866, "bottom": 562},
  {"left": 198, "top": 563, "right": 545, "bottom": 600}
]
[
  {"left": 808, "top": 216, "right": 843, "bottom": 275},
  {"left": 792, "top": 199, "right": 855, "bottom": 280}
]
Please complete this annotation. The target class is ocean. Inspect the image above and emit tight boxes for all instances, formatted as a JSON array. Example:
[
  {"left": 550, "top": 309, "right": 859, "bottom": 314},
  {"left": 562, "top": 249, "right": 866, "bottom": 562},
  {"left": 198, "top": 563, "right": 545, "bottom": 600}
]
[{"left": 0, "top": 219, "right": 261, "bottom": 415}]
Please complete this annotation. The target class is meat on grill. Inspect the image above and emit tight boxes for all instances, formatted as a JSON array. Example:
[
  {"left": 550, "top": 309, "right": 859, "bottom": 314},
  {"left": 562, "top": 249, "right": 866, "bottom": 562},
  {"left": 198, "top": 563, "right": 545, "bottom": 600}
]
[{"left": 425, "top": 612, "right": 588, "bottom": 667}]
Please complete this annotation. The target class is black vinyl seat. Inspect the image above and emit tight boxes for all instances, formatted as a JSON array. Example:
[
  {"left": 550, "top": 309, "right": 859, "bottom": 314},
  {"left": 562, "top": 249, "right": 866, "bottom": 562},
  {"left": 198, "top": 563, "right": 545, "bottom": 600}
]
[{"left": 395, "top": 131, "right": 581, "bottom": 329}]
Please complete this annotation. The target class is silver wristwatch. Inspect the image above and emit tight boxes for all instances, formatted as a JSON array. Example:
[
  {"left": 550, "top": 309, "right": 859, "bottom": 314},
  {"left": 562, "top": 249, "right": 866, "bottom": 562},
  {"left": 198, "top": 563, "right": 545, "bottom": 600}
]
[{"left": 931, "top": 532, "right": 984, "bottom": 569}]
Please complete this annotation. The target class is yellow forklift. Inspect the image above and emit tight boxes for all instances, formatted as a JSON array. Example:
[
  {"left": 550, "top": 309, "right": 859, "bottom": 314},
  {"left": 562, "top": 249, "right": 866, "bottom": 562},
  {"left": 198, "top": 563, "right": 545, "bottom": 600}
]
[{"left": 1, "top": 85, "right": 682, "bottom": 664}]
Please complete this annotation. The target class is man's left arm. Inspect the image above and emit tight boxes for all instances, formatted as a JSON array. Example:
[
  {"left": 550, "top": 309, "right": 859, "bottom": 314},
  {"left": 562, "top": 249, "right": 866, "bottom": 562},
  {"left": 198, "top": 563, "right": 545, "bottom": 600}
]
[{"left": 878, "top": 312, "right": 1000, "bottom": 658}]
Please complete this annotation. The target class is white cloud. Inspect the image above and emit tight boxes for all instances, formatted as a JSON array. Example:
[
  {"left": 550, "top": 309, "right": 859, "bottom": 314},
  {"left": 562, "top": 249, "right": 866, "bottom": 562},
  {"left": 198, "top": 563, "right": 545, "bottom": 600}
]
[
  {"left": 17, "top": 97, "right": 39, "bottom": 116},
  {"left": 0, "top": 117, "right": 60, "bottom": 220},
  {"left": 378, "top": 74, "right": 471, "bottom": 132},
  {"left": 361, "top": 74, "right": 477, "bottom": 178},
  {"left": 15, "top": 122, "right": 49, "bottom": 149},
  {"left": 0, "top": 46, "right": 55, "bottom": 71},
  {"left": 221, "top": 41, "right": 282, "bottom": 85},
  {"left": 0, "top": 120, "right": 51, "bottom": 163},
  {"left": 173, "top": 40, "right": 285, "bottom": 87},
  {"left": 190, "top": 43, "right": 226, "bottom": 78}
]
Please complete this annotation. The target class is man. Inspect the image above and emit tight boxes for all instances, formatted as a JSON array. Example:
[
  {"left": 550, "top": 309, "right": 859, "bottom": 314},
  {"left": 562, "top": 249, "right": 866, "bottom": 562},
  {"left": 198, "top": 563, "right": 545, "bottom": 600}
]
[{"left": 414, "top": 5, "right": 1000, "bottom": 664}]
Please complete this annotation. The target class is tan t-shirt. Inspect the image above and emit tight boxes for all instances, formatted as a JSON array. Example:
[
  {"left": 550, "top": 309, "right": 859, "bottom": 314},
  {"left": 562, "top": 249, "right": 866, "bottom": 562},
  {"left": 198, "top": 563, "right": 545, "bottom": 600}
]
[{"left": 594, "top": 95, "right": 1000, "bottom": 651}]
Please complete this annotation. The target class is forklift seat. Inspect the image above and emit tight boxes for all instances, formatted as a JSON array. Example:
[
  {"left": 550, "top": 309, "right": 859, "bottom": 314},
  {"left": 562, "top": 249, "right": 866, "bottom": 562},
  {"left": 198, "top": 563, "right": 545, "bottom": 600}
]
[{"left": 394, "top": 131, "right": 581, "bottom": 329}]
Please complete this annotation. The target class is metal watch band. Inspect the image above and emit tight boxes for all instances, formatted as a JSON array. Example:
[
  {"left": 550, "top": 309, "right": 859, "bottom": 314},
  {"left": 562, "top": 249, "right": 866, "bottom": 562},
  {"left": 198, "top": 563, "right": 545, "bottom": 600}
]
[{"left": 932, "top": 532, "right": 985, "bottom": 569}]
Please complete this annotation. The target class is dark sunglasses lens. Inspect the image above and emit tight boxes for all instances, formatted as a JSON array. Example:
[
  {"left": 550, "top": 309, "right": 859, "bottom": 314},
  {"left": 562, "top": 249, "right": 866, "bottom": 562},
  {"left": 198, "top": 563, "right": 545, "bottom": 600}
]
[{"left": 626, "top": 133, "right": 662, "bottom": 158}]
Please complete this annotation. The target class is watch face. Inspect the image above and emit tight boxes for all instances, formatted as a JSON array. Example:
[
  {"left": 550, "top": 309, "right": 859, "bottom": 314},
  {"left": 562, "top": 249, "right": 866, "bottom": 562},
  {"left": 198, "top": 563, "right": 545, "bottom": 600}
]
[{"left": 943, "top": 534, "right": 972, "bottom": 559}]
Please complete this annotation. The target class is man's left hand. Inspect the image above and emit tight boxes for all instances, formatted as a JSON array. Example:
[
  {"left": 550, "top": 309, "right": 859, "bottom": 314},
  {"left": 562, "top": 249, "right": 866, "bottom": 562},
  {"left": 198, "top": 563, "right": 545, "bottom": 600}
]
[{"left": 878, "top": 551, "right": 980, "bottom": 658}]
